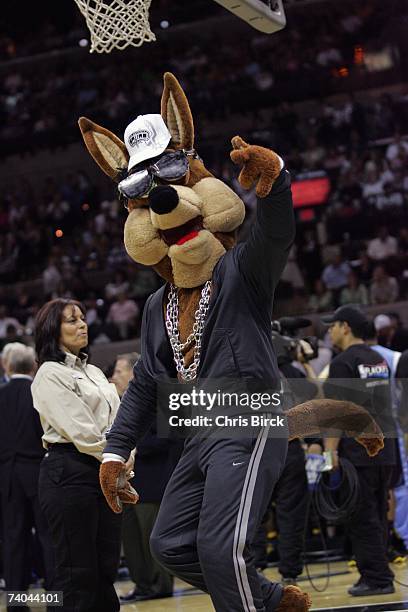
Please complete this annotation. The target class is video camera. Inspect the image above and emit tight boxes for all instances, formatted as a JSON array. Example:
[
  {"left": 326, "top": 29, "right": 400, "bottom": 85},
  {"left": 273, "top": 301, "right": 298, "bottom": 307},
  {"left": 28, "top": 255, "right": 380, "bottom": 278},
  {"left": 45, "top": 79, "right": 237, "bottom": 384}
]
[{"left": 271, "top": 316, "right": 319, "bottom": 366}]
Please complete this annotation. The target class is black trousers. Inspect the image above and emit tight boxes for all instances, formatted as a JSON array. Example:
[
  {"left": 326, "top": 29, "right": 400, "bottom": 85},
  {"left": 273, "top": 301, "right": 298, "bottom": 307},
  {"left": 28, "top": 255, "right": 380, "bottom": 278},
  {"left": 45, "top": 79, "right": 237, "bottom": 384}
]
[
  {"left": 347, "top": 465, "right": 394, "bottom": 587},
  {"left": 150, "top": 432, "right": 288, "bottom": 612},
  {"left": 274, "top": 441, "right": 308, "bottom": 578},
  {"left": 1, "top": 460, "right": 54, "bottom": 611},
  {"left": 122, "top": 502, "right": 173, "bottom": 595},
  {"left": 253, "top": 441, "right": 308, "bottom": 578},
  {"left": 38, "top": 445, "right": 122, "bottom": 612}
]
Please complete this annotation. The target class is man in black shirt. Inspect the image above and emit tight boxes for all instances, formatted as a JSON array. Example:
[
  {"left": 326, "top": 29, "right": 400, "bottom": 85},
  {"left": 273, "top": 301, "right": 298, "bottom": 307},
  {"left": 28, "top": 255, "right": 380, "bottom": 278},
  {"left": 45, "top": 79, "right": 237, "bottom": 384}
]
[{"left": 321, "top": 305, "right": 395, "bottom": 597}]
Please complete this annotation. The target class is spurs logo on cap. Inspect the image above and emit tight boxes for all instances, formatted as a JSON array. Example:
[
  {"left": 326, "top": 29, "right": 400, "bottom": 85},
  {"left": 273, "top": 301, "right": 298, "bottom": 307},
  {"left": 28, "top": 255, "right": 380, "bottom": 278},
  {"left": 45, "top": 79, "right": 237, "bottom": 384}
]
[
  {"left": 128, "top": 122, "right": 157, "bottom": 148},
  {"left": 124, "top": 114, "right": 172, "bottom": 171}
]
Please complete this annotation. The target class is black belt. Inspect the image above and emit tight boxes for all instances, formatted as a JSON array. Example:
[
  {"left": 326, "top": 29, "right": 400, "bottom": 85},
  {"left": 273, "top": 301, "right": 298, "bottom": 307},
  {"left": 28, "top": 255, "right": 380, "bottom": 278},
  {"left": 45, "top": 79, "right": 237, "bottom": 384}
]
[
  {"left": 48, "top": 442, "right": 77, "bottom": 452},
  {"left": 47, "top": 443, "right": 100, "bottom": 467}
]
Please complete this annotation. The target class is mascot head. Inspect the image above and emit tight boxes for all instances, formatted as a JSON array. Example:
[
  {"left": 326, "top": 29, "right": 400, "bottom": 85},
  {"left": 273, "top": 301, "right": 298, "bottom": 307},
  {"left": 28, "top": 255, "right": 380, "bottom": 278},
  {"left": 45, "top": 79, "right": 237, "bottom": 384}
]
[{"left": 79, "top": 72, "right": 245, "bottom": 288}]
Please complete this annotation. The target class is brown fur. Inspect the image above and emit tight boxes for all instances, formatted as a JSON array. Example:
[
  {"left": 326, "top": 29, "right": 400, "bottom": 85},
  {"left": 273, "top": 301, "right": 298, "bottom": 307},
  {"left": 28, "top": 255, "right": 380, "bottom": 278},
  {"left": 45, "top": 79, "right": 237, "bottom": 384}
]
[
  {"left": 78, "top": 117, "right": 128, "bottom": 181},
  {"left": 186, "top": 157, "right": 214, "bottom": 184},
  {"left": 230, "top": 136, "right": 282, "bottom": 198},
  {"left": 287, "top": 399, "right": 384, "bottom": 456},
  {"left": 99, "top": 461, "right": 139, "bottom": 514},
  {"left": 161, "top": 72, "right": 195, "bottom": 150},
  {"left": 276, "top": 586, "right": 312, "bottom": 612},
  {"left": 78, "top": 74, "right": 244, "bottom": 291}
]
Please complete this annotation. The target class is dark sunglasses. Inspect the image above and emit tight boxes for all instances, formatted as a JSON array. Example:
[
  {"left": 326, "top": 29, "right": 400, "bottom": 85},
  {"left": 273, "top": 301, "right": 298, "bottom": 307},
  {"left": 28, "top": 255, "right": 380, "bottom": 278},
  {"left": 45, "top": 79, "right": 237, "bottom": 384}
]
[{"left": 118, "top": 149, "right": 200, "bottom": 204}]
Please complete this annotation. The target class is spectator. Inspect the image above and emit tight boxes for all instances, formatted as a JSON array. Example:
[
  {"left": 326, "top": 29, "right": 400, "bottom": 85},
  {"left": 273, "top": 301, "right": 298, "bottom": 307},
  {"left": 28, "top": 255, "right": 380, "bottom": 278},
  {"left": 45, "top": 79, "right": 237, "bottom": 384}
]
[
  {"left": 106, "top": 292, "right": 139, "bottom": 339},
  {"left": 340, "top": 271, "right": 369, "bottom": 306},
  {"left": 375, "top": 182, "right": 404, "bottom": 211},
  {"left": 0, "top": 305, "right": 22, "bottom": 339},
  {"left": 322, "top": 305, "right": 396, "bottom": 598},
  {"left": 356, "top": 252, "right": 374, "bottom": 287},
  {"left": 308, "top": 279, "right": 333, "bottom": 313},
  {"left": 0, "top": 344, "right": 54, "bottom": 600},
  {"left": 386, "top": 132, "right": 408, "bottom": 164},
  {"left": 361, "top": 168, "right": 385, "bottom": 201},
  {"left": 370, "top": 265, "right": 399, "bottom": 304},
  {"left": 298, "top": 230, "right": 322, "bottom": 285},
  {"left": 398, "top": 228, "right": 408, "bottom": 256},
  {"left": 280, "top": 245, "right": 304, "bottom": 290},
  {"left": 111, "top": 353, "right": 179, "bottom": 604},
  {"left": 0, "top": 324, "right": 23, "bottom": 351},
  {"left": 105, "top": 270, "right": 130, "bottom": 301},
  {"left": 387, "top": 312, "right": 408, "bottom": 353},
  {"left": 367, "top": 227, "right": 398, "bottom": 262},
  {"left": 374, "top": 314, "right": 394, "bottom": 348},
  {"left": 42, "top": 256, "right": 62, "bottom": 297},
  {"left": 321, "top": 254, "right": 351, "bottom": 300},
  {"left": 0, "top": 341, "right": 24, "bottom": 383}
]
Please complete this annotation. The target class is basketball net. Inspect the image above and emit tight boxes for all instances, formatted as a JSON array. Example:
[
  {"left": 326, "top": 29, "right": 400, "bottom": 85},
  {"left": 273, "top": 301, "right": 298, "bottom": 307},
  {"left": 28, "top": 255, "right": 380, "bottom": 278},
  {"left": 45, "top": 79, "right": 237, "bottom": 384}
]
[{"left": 73, "top": 0, "right": 156, "bottom": 53}]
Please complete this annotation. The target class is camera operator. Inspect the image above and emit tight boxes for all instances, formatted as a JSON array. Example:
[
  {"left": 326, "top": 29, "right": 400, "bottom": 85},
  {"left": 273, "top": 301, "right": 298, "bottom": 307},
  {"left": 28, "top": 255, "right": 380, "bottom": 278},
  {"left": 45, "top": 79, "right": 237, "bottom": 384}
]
[
  {"left": 253, "top": 319, "right": 318, "bottom": 584},
  {"left": 321, "top": 305, "right": 396, "bottom": 597}
]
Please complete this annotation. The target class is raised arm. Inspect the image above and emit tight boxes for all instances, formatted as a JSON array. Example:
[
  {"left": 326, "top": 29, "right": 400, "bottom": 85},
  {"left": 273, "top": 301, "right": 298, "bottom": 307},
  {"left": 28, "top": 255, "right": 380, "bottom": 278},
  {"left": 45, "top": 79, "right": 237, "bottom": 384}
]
[{"left": 230, "top": 137, "right": 295, "bottom": 301}]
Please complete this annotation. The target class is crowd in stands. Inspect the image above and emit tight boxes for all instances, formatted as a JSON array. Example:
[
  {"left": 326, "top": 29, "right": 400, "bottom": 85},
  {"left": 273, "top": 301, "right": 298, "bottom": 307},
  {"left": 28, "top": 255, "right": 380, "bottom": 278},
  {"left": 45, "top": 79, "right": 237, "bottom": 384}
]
[
  {"left": 1, "top": 93, "right": 408, "bottom": 343},
  {"left": 0, "top": 0, "right": 218, "bottom": 61},
  {"left": 1, "top": 122, "right": 407, "bottom": 347},
  {"left": 0, "top": 0, "right": 406, "bottom": 157},
  {"left": 0, "top": 0, "right": 407, "bottom": 345}
]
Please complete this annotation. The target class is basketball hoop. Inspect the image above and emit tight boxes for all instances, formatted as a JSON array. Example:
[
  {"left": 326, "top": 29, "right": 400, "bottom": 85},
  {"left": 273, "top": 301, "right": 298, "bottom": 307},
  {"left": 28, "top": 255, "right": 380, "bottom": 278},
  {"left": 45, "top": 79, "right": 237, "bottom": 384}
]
[{"left": 73, "top": 0, "right": 156, "bottom": 53}]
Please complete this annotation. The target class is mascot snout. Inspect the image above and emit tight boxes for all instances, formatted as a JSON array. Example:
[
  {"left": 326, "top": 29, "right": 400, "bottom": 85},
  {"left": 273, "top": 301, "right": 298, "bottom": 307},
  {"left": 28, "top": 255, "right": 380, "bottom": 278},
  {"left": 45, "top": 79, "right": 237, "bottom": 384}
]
[{"left": 149, "top": 185, "right": 179, "bottom": 214}]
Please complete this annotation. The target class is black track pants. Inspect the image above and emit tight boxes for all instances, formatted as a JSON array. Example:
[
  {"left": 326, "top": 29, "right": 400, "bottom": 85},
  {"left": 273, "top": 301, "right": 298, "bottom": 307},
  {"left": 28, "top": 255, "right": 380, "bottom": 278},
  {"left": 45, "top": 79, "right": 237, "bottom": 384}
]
[{"left": 150, "top": 430, "right": 288, "bottom": 612}]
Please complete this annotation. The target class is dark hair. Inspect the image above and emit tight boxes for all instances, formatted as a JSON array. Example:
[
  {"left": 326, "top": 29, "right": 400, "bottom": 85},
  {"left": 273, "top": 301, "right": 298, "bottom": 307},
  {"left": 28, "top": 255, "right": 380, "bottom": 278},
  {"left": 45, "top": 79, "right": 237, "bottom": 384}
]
[
  {"left": 362, "top": 321, "right": 377, "bottom": 342},
  {"left": 35, "top": 298, "right": 87, "bottom": 366},
  {"left": 343, "top": 319, "right": 370, "bottom": 340}
]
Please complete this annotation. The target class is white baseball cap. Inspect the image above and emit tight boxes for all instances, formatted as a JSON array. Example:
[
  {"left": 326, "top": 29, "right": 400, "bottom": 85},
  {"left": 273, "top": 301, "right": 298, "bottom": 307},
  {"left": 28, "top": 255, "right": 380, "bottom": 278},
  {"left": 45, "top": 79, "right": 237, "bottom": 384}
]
[
  {"left": 374, "top": 314, "right": 392, "bottom": 331},
  {"left": 124, "top": 114, "right": 172, "bottom": 171}
]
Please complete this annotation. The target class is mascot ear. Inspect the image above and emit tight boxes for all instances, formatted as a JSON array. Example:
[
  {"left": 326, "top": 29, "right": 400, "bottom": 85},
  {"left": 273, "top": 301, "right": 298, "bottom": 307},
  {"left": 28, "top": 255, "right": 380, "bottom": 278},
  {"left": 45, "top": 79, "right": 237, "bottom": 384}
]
[
  {"left": 78, "top": 116, "right": 129, "bottom": 182},
  {"left": 161, "top": 72, "right": 194, "bottom": 150}
]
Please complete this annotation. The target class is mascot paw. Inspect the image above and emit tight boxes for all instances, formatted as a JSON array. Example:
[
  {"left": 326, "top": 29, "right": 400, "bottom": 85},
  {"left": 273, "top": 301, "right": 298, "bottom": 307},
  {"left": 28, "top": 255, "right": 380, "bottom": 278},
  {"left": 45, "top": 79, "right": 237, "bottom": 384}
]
[
  {"left": 230, "top": 135, "right": 282, "bottom": 198},
  {"left": 276, "top": 585, "right": 312, "bottom": 612},
  {"left": 118, "top": 480, "right": 139, "bottom": 505},
  {"left": 100, "top": 461, "right": 139, "bottom": 513},
  {"left": 356, "top": 434, "right": 384, "bottom": 456}
]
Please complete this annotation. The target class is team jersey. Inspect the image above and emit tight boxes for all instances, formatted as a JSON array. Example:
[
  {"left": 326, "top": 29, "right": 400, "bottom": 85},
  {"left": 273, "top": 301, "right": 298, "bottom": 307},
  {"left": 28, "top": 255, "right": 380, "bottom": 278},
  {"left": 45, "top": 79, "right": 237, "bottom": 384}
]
[{"left": 324, "top": 343, "right": 396, "bottom": 466}]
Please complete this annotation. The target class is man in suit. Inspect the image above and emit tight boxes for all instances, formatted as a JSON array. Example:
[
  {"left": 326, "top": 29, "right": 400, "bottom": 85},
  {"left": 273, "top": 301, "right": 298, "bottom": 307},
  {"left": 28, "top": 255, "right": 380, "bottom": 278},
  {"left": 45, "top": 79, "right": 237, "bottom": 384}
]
[
  {"left": 112, "top": 353, "right": 181, "bottom": 604},
  {"left": 0, "top": 342, "right": 22, "bottom": 384},
  {"left": 0, "top": 344, "right": 53, "bottom": 609}
]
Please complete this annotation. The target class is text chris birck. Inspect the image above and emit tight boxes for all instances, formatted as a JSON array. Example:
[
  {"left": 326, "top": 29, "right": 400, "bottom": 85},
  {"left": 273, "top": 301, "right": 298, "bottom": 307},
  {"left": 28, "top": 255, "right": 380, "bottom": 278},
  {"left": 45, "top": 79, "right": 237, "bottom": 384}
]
[{"left": 169, "top": 414, "right": 285, "bottom": 427}]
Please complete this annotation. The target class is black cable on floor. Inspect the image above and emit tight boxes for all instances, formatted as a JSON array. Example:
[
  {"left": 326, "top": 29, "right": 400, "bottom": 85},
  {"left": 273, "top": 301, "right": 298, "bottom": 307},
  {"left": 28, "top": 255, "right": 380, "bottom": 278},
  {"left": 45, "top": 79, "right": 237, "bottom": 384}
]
[
  {"left": 302, "top": 489, "right": 331, "bottom": 592},
  {"left": 302, "top": 458, "right": 361, "bottom": 592}
]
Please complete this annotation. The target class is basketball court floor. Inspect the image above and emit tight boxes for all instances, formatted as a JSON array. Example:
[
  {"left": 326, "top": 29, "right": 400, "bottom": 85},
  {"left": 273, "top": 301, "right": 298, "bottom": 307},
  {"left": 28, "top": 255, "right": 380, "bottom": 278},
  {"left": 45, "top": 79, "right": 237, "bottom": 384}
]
[
  {"left": 0, "top": 561, "right": 407, "bottom": 610},
  {"left": 117, "top": 561, "right": 408, "bottom": 612}
]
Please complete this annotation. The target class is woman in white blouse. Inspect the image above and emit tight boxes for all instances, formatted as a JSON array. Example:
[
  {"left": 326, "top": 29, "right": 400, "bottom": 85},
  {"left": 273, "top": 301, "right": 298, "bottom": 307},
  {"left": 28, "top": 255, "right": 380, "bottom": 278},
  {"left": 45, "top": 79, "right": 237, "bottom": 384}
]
[{"left": 32, "top": 298, "right": 130, "bottom": 612}]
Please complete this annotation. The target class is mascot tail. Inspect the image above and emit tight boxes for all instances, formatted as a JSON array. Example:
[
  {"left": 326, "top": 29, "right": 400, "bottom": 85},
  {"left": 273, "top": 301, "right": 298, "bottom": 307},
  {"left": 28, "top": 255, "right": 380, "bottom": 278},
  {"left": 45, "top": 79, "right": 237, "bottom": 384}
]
[{"left": 286, "top": 399, "right": 384, "bottom": 456}]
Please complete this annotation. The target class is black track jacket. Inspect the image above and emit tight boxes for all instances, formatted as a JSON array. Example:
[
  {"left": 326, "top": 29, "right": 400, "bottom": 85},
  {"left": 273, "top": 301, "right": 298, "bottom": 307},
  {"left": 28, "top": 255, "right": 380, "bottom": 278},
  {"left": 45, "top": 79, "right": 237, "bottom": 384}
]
[{"left": 105, "top": 167, "right": 295, "bottom": 459}]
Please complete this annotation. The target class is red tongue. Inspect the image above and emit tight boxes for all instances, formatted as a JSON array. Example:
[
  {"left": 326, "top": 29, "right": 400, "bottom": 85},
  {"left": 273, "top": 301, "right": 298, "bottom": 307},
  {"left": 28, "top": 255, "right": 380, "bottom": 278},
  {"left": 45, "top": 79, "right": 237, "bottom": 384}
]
[{"left": 176, "top": 230, "right": 199, "bottom": 245}]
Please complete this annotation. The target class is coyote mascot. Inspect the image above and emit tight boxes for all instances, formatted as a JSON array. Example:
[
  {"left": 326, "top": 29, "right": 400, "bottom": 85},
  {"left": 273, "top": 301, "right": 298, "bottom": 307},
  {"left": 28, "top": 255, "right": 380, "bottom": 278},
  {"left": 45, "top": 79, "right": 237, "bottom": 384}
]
[{"left": 79, "top": 73, "right": 383, "bottom": 611}]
